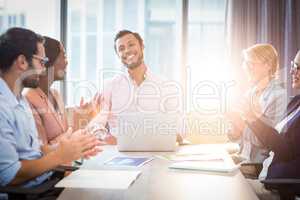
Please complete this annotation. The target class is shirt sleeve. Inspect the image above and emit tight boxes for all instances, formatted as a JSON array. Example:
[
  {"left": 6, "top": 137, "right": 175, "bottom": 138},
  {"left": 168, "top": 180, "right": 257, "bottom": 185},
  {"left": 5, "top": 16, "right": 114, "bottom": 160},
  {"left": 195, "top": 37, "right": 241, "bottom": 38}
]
[
  {"left": 0, "top": 110, "right": 21, "bottom": 186},
  {"left": 261, "top": 88, "right": 288, "bottom": 126},
  {"left": 248, "top": 86, "right": 287, "bottom": 147},
  {"left": 247, "top": 116, "right": 300, "bottom": 162}
]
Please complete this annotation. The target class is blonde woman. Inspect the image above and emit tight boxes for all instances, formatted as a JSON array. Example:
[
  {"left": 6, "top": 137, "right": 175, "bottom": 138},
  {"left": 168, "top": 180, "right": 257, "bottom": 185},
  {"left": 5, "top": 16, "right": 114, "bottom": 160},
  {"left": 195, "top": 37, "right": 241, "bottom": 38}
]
[{"left": 227, "top": 44, "right": 287, "bottom": 170}]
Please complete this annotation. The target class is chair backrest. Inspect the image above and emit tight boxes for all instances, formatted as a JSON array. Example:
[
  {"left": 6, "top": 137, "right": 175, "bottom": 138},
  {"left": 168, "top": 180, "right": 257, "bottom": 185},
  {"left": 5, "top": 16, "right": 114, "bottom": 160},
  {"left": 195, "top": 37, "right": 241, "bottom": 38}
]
[
  {"left": 261, "top": 178, "right": 300, "bottom": 200},
  {"left": 0, "top": 165, "right": 78, "bottom": 200}
]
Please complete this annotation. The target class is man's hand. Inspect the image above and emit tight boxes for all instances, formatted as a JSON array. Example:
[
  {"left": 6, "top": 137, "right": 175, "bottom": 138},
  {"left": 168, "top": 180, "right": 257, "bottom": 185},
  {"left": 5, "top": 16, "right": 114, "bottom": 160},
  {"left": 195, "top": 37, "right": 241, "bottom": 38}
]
[
  {"left": 104, "top": 134, "right": 117, "bottom": 145},
  {"left": 55, "top": 129, "right": 102, "bottom": 163},
  {"left": 10, "top": 128, "right": 101, "bottom": 186}
]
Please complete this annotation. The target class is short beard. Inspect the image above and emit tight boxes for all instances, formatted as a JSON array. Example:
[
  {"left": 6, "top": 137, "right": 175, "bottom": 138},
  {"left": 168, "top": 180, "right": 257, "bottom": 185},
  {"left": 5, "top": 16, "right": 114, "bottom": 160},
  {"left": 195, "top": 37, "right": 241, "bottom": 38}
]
[
  {"left": 124, "top": 54, "right": 143, "bottom": 69},
  {"left": 21, "top": 61, "right": 39, "bottom": 88},
  {"left": 22, "top": 78, "right": 39, "bottom": 88}
]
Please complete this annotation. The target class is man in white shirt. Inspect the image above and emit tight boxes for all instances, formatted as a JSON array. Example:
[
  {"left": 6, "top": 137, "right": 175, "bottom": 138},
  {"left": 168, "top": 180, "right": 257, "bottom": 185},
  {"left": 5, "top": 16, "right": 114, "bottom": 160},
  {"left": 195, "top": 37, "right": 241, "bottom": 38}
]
[{"left": 88, "top": 30, "right": 184, "bottom": 144}]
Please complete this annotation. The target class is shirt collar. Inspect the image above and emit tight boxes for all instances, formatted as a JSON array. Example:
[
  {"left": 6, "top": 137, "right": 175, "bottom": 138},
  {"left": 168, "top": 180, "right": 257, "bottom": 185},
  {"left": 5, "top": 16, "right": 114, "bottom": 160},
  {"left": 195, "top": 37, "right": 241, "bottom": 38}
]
[
  {"left": 126, "top": 66, "right": 154, "bottom": 85},
  {"left": 0, "top": 77, "right": 23, "bottom": 107},
  {"left": 252, "top": 78, "right": 275, "bottom": 95},
  {"left": 144, "top": 68, "right": 154, "bottom": 80}
]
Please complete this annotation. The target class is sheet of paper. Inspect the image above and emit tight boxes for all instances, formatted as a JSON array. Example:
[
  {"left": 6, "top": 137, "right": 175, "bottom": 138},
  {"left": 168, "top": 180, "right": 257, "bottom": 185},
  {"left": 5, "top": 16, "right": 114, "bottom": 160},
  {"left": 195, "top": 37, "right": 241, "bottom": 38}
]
[
  {"left": 159, "top": 154, "right": 224, "bottom": 162},
  {"left": 176, "top": 146, "right": 224, "bottom": 155},
  {"left": 169, "top": 160, "right": 239, "bottom": 173},
  {"left": 55, "top": 170, "right": 141, "bottom": 189}
]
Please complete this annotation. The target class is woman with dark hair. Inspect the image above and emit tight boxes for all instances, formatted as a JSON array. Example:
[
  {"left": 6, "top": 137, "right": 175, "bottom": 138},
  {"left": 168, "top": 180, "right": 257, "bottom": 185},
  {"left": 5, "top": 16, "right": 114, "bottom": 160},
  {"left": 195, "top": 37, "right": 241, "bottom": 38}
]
[
  {"left": 25, "top": 36, "right": 100, "bottom": 148},
  {"left": 25, "top": 37, "right": 69, "bottom": 146}
]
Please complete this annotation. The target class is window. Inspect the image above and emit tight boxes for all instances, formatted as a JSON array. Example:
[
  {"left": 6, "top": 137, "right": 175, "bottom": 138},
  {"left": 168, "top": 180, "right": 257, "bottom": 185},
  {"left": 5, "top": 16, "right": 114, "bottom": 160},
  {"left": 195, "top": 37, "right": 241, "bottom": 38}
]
[
  {"left": 188, "top": 0, "right": 227, "bottom": 81},
  {"left": 188, "top": 0, "right": 228, "bottom": 113},
  {"left": 145, "top": 0, "right": 181, "bottom": 81},
  {"left": 0, "top": 0, "right": 60, "bottom": 37},
  {"left": 0, "top": 0, "right": 61, "bottom": 89},
  {"left": 66, "top": 0, "right": 227, "bottom": 111},
  {"left": 67, "top": 0, "right": 182, "bottom": 106}
]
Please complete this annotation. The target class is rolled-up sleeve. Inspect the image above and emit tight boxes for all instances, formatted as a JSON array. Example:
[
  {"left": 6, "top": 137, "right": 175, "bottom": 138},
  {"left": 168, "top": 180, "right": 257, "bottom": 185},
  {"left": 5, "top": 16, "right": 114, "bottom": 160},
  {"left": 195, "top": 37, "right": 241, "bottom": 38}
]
[{"left": 0, "top": 113, "right": 21, "bottom": 186}]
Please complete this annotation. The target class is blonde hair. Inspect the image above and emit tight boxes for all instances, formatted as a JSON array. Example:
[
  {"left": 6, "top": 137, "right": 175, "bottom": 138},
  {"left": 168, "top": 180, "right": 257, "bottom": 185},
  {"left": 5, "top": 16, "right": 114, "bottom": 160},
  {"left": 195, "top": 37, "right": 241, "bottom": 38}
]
[{"left": 243, "top": 44, "right": 279, "bottom": 78}]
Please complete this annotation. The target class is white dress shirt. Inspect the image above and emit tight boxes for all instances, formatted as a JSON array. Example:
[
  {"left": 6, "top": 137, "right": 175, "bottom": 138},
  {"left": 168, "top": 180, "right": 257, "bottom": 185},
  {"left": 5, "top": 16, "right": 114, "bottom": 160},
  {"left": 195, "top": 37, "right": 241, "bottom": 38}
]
[{"left": 88, "top": 68, "right": 184, "bottom": 135}]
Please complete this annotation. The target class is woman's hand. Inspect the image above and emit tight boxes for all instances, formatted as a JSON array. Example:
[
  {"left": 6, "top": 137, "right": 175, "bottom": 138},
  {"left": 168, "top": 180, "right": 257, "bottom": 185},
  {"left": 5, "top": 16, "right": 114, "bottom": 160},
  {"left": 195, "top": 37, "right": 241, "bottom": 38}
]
[
  {"left": 224, "top": 111, "right": 245, "bottom": 140},
  {"left": 238, "top": 92, "right": 263, "bottom": 121},
  {"left": 79, "top": 92, "right": 101, "bottom": 117}
]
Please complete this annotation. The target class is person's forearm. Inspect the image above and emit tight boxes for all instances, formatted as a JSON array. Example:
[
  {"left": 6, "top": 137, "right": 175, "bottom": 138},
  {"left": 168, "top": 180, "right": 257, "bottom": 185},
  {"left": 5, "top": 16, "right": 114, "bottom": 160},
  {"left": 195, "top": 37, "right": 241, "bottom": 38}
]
[
  {"left": 10, "top": 150, "right": 62, "bottom": 185},
  {"left": 87, "top": 111, "right": 109, "bottom": 130},
  {"left": 227, "top": 128, "right": 243, "bottom": 142},
  {"left": 41, "top": 143, "right": 59, "bottom": 155},
  {"left": 247, "top": 118, "right": 293, "bottom": 161}
]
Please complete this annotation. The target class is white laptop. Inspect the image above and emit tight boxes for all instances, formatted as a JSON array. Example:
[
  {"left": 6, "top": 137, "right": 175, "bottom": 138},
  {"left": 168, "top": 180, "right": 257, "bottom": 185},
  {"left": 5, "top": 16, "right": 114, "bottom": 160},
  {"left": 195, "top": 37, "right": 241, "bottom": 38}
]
[{"left": 113, "top": 113, "right": 179, "bottom": 152}]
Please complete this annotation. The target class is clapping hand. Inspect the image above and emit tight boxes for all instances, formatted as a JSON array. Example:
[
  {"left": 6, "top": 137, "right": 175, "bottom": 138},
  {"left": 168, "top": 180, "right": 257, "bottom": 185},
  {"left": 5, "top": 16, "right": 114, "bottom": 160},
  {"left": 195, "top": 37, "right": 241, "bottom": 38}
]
[
  {"left": 79, "top": 92, "right": 101, "bottom": 116},
  {"left": 56, "top": 128, "right": 102, "bottom": 163},
  {"left": 224, "top": 110, "right": 245, "bottom": 140},
  {"left": 73, "top": 92, "right": 101, "bottom": 123}
]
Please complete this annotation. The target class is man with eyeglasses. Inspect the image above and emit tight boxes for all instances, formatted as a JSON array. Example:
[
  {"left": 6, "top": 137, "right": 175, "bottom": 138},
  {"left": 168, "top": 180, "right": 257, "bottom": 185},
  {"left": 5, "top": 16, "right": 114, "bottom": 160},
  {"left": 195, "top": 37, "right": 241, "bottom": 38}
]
[{"left": 0, "top": 27, "right": 101, "bottom": 198}]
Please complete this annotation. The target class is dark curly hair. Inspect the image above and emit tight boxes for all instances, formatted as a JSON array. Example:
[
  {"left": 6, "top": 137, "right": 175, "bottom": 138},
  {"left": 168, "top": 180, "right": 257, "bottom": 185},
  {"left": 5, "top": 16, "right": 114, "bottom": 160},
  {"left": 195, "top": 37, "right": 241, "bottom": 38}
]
[{"left": 43, "top": 36, "right": 61, "bottom": 68}]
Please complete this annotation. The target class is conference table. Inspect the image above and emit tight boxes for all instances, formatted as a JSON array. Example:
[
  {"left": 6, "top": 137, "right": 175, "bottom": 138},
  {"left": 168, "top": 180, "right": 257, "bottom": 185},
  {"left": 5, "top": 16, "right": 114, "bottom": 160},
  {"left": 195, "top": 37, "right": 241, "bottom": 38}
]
[{"left": 58, "top": 144, "right": 259, "bottom": 200}]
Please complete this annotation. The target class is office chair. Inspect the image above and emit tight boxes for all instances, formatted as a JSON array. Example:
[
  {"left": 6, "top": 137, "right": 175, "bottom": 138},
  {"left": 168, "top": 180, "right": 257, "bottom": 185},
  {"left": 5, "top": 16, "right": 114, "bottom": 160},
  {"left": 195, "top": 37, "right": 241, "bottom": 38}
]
[
  {"left": 239, "top": 162, "right": 263, "bottom": 179},
  {"left": 241, "top": 163, "right": 300, "bottom": 200},
  {"left": 0, "top": 165, "right": 78, "bottom": 200}
]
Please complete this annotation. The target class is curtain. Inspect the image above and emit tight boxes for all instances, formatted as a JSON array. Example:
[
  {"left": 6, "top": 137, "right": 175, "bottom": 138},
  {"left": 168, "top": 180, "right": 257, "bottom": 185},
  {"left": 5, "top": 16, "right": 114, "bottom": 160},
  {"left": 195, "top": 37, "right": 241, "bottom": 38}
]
[{"left": 225, "top": 0, "right": 300, "bottom": 96}]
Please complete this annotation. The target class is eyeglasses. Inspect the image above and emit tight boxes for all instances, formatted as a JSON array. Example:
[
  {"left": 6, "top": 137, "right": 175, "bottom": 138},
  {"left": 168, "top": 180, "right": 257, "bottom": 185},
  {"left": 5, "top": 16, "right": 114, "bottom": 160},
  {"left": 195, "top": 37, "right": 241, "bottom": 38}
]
[
  {"left": 242, "top": 60, "right": 262, "bottom": 69},
  {"left": 32, "top": 55, "right": 49, "bottom": 66},
  {"left": 290, "top": 61, "right": 300, "bottom": 72}
]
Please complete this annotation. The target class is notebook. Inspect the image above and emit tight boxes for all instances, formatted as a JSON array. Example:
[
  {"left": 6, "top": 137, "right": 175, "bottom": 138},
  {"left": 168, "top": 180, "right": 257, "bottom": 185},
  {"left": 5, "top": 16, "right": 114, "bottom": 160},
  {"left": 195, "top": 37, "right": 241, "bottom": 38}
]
[{"left": 55, "top": 170, "right": 141, "bottom": 189}]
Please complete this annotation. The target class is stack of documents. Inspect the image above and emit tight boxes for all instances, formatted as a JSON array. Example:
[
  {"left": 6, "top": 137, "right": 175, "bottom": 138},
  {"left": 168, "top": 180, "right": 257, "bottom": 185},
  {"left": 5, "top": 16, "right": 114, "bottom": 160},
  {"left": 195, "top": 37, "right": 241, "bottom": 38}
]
[{"left": 55, "top": 170, "right": 141, "bottom": 189}]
